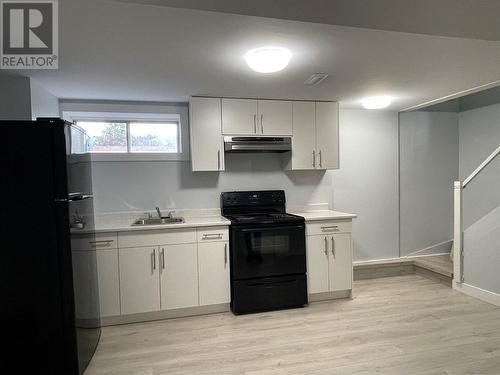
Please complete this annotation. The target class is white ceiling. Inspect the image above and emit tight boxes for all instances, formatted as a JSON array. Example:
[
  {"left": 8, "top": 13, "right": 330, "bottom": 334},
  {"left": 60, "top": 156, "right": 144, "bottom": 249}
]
[
  {"left": 11, "top": 0, "right": 500, "bottom": 110},
  {"left": 113, "top": 0, "right": 500, "bottom": 41}
]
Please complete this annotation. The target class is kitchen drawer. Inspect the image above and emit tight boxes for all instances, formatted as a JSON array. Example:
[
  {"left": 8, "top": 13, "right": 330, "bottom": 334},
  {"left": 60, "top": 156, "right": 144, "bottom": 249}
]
[
  {"left": 72, "top": 232, "right": 118, "bottom": 251},
  {"left": 197, "top": 226, "right": 229, "bottom": 242},
  {"left": 118, "top": 229, "right": 197, "bottom": 248},
  {"left": 306, "top": 220, "right": 352, "bottom": 236}
]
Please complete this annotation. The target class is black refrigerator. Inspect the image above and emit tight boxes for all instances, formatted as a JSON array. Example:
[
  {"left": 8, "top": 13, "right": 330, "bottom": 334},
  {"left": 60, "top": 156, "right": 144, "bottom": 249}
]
[{"left": 1, "top": 118, "right": 101, "bottom": 374}]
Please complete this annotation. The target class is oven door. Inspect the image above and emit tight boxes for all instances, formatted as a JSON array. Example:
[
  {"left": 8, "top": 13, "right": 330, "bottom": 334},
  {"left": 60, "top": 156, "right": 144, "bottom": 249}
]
[{"left": 230, "top": 223, "right": 306, "bottom": 280}]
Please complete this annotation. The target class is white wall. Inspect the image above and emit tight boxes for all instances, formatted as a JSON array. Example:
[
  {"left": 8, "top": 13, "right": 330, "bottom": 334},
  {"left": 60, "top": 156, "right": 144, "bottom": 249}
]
[
  {"left": 333, "top": 109, "right": 399, "bottom": 261},
  {"left": 30, "top": 80, "right": 59, "bottom": 119},
  {"left": 0, "top": 76, "right": 31, "bottom": 120},
  {"left": 91, "top": 154, "right": 334, "bottom": 214},
  {"left": 399, "top": 111, "right": 458, "bottom": 256}
]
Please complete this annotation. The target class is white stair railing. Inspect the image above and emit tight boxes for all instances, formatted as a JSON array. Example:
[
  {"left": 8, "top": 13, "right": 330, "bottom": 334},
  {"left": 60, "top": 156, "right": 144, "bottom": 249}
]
[{"left": 453, "top": 145, "right": 500, "bottom": 287}]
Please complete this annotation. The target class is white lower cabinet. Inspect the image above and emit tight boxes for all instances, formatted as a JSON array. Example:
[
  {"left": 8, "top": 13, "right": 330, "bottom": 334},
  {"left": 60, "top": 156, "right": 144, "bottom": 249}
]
[
  {"left": 103, "top": 227, "right": 231, "bottom": 321},
  {"left": 329, "top": 233, "right": 352, "bottom": 292},
  {"left": 119, "top": 246, "right": 161, "bottom": 315},
  {"left": 198, "top": 241, "right": 230, "bottom": 305},
  {"left": 96, "top": 249, "right": 120, "bottom": 317},
  {"left": 160, "top": 243, "right": 199, "bottom": 310},
  {"left": 306, "top": 236, "right": 330, "bottom": 294},
  {"left": 306, "top": 221, "right": 353, "bottom": 296}
]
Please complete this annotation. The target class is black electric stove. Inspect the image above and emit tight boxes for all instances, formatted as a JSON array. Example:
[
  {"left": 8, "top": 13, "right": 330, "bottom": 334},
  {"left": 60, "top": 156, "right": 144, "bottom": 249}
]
[{"left": 221, "top": 190, "right": 308, "bottom": 315}]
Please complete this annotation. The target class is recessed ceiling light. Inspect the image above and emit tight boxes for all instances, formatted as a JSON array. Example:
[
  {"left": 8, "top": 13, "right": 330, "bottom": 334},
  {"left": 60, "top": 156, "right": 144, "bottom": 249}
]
[
  {"left": 361, "top": 96, "right": 392, "bottom": 109},
  {"left": 244, "top": 46, "right": 292, "bottom": 73}
]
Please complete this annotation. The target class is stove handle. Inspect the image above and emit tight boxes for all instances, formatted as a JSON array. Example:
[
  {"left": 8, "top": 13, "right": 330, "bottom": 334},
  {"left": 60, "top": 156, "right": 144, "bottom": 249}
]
[{"left": 238, "top": 225, "right": 304, "bottom": 232}]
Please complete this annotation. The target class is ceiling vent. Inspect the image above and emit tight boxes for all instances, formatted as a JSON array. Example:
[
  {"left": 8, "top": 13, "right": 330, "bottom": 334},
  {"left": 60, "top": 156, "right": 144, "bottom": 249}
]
[{"left": 304, "top": 73, "right": 329, "bottom": 86}]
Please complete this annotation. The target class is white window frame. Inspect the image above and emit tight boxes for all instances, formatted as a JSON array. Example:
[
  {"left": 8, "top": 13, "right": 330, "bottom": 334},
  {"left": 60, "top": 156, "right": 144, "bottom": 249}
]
[{"left": 60, "top": 101, "right": 190, "bottom": 162}]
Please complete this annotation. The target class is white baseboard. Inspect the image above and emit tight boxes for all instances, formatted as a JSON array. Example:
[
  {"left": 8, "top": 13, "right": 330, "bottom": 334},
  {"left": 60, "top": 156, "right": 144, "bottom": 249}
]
[{"left": 455, "top": 282, "right": 500, "bottom": 308}]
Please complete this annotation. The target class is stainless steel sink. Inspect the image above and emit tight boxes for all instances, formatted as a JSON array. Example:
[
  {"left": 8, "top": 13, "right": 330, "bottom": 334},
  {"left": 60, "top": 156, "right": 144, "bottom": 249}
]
[{"left": 132, "top": 217, "right": 184, "bottom": 226}]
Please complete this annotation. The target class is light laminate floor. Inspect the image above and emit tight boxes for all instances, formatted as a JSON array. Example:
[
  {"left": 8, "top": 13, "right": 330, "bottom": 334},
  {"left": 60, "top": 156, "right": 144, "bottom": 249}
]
[{"left": 85, "top": 275, "right": 500, "bottom": 375}]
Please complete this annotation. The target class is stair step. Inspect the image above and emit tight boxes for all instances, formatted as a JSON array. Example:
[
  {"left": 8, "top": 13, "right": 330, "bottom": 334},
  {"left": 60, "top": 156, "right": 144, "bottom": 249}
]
[
  {"left": 411, "top": 255, "right": 453, "bottom": 278},
  {"left": 354, "top": 254, "right": 453, "bottom": 287}
]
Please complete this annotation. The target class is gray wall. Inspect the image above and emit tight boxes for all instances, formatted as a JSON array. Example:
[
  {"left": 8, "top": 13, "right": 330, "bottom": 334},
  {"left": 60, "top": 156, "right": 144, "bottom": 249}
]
[
  {"left": 399, "top": 111, "right": 458, "bottom": 256},
  {"left": 459, "top": 103, "right": 500, "bottom": 228},
  {"left": 30, "top": 80, "right": 60, "bottom": 119},
  {"left": 0, "top": 75, "right": 32, "bottom": 120},
  {"left": 333, "top": 109, "right": 399, "bottom": 261},
  {"left": 459, "top": 102, "right": 500, "bottom": 293},
  {"left": 463, "top": 205, "right": 500, "bottom": 294}
]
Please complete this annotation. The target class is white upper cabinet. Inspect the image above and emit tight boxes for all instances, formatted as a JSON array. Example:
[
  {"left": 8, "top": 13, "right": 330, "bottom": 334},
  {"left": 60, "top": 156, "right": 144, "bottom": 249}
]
[
  {"left": 289, "top": 101, "right": 316, "bottom": 170},
  {"left": 315, "top": 102, "right": 339, "bottom": 170},
  {"left": 222, "top": 98, "right": 258, "bottom": 135},
  {"left": 257, "top": 100, "right": 292, "bottom": 135},
  {"left": 190, "top": 96, "right": 339, "bottom": 171},
  {"left": 190, "top": 97, "right": 224, "bottom": 172},
  {"left": 287, "top": 101, "right": 339, "bottom": 170}
]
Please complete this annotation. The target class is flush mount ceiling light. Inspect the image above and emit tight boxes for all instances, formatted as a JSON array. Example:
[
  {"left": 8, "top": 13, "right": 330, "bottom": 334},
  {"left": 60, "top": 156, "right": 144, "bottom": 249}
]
[
  {"left": 361, "top": 96, "right": 392, "bottom": 109},
  {"left": 244, "top": 46, "right": 292, "bottom": 73}
]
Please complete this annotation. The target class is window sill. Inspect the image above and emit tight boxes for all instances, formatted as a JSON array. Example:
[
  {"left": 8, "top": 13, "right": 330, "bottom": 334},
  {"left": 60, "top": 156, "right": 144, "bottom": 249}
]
[{"left": 88, "top": 153, "right": 189, "bottom": 162}]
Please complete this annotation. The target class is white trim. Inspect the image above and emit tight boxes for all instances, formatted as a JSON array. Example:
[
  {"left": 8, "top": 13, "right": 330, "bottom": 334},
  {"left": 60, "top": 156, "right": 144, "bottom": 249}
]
[
  {"left": 463, "top": 145, "right": 500, "bottom": 187},
  {"left": 399, "top": 80, "right": 500, "bottom": 112},
  {"left": 60, "top": 100, "right": 190, "bottom": 162},
  {"left": 405, "top": 239, "right": 453, "bottom": 257},
  {"left": 455, "top": 282, "right": 500, "bottom": 308},
  {"left": 354, "top": 253, "right": 452, "bottom": 267},
  {"left": 453, "top": 181, "right": 463, "bottom": 284},
  {"left": 353, "top": 257, "right": 409, "bottom": 267},
  {"left": 405, "top": 252, "right": 451, "bottom": 259}
]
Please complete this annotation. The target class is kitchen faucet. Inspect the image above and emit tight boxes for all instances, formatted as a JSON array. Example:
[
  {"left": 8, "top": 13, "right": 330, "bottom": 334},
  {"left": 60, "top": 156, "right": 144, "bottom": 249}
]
[{"left": 155, "top": 206, "right": 174, "bottom": 219}]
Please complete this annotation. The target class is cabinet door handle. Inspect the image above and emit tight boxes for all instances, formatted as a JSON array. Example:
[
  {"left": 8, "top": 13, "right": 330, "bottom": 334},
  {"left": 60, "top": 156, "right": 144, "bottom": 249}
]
[
  {"left": 151, "top": 249, "right": 156, "bottom": 272},
  {"left": 260, "top": 114, "right": 264, "bottom": 133},
  {"left": 203, "top": 233, "right": 223, "bottom": 239},
  {"left": 217, "top": 150, "right": 221, "bottom": 170},
  {"left": 161, "top": 248, "right": 165, "bottom": 270},
  {"left": 254, "top": 114, "right": 257, "bottom": 133},
  {"left": 331, "top": 237, "right": 335, "bottom": 258},
  {"left": 224, "top": 243, "right": 228, "bottom": 268},
  {"left": 89, "top": 240, "right": 113, "bottom": 248},
  {"left": 324, "top": 237, "right": 328, "bottom": 256},
  {"left": 312, "top": 150, "right": 316, "bottom": 168},
  {"left": 321, "top": 226, "right": 339, "bottom": 231},
  {"left": 319, "top": 150, "right": 322, "bottom": 168}
]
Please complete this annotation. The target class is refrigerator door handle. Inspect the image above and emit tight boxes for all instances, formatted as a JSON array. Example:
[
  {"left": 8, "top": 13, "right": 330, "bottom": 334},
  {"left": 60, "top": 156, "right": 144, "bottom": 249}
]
[{"left": 68, "top": 192, "right": 94, "bottom": 201}]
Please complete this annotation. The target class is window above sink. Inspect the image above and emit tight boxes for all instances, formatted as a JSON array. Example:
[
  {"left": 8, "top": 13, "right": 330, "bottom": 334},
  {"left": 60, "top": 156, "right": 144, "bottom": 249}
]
[{"left": 60, "top": 100, "right": 189, "bottom": 162}]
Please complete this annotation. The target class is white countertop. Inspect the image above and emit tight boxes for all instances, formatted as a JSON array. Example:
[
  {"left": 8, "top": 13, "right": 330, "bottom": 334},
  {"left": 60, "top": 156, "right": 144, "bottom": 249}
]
[
  {"left": 74, "top": 209, "right": 231, "bottom": 234},
  {"left": 93, "top": 216, "right": 230, "bottom": 233},
  {"left": 292, "top": 210, "right": 357, "bottom": 221},
  {"left": 72, "top": 206, "right": 355, "bottom": 234}
]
